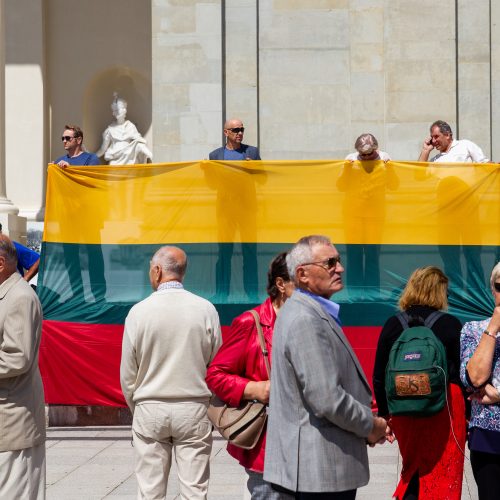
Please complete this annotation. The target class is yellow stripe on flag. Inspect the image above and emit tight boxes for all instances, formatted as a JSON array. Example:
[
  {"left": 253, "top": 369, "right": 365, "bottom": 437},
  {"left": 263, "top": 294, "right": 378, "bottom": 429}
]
[{"left": 43, "top": 161, "right": 500, "bottom": 246}]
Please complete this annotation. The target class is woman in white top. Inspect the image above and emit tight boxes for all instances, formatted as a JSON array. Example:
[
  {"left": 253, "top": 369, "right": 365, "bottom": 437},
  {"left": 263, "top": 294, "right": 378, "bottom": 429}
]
[
  {"left": 338, "top": 133, "right": 397, "bottom": 297},
  {"left": 345, "top": 133, "right": 391, "bottom": 162}
]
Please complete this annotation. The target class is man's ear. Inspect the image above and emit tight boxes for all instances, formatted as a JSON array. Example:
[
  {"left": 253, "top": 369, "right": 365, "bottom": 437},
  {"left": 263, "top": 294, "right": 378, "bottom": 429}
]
[
  {"left": 295, "top": 266, "right": 308, "bottom": 285},
  {"left": 150, "top": 264, "right": 162, "bottom": 288}
]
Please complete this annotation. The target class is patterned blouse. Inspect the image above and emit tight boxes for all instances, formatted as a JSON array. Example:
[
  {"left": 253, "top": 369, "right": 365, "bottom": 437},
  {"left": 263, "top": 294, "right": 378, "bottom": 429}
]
[{"left": 460, "top": 318, "right": 500, "bottom": 432}]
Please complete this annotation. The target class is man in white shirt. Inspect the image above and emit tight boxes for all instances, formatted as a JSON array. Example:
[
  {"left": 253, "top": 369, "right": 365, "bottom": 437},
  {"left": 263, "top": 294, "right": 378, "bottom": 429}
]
[
  {"left": 120, "top": 246, "right": 222, "bottom": 499},
  {"left": 418, "top": 120, "right": 490, "bottom": 163}
]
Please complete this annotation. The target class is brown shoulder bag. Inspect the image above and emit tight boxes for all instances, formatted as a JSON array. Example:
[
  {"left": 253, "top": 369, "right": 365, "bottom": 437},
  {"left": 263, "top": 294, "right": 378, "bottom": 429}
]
[{"left": 207, "top": 309, "right": 271, "bottom": 449}]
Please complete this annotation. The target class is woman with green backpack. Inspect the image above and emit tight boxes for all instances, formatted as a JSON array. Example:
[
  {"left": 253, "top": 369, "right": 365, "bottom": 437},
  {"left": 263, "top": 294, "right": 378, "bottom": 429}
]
[{"left": 373, "top": 266, "right": 466, "bottom": 499}]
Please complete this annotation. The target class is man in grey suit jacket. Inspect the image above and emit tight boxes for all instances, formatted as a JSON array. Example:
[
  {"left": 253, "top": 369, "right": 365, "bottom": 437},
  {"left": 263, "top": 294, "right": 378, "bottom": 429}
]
[
  {"left": 209, "top": 118, "right": 261, "bottom": 160},
  {"left": 0, "top": 235, "right": 45, "bottom": 499},
  {"left": 264, "top": 235, "right": 388, "bottom": 499}
]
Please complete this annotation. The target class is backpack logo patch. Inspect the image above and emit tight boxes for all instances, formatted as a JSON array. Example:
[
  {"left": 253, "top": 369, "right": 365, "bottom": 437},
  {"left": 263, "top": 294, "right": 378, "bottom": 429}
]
[
  {"left": 395, "top": 373, "right": 432, "bottom": 396},
  {"left": 403, "top": 351, "right": 422, "bottom": 361}
]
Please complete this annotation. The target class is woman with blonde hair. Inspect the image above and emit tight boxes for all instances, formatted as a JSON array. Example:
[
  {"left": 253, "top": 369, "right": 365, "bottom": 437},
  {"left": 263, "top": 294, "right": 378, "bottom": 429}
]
[{"left": 373, "top": 266, "right": 466, "bottom": 499}]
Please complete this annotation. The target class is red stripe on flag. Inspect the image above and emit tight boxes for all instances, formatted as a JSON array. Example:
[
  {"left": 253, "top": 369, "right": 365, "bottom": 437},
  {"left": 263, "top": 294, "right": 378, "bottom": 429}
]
[
  {"left": 40, "top": 321, "right": 381, "bottom": 407},
  {"left": 40, "top": 320, "right": 127, "bottom": 406}
]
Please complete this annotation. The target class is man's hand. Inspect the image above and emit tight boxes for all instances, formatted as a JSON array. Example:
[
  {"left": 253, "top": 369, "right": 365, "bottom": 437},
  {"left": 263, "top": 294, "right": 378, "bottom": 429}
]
[
  {"left": 243, "top": 380, "right": 270, "bottom": 404},
  {"left": 418, "top": 137, "right": 434, "bottom": 162},
  {"left": 367, "top": 416, "right": 387, "bottom": 445},
  {"left": 57, "top": 160, "right": 70, "bottom": 168}
]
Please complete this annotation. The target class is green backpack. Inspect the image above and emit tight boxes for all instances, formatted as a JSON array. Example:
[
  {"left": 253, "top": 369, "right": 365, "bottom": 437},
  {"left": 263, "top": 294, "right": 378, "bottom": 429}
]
[{"left": 385, "top": 311, "right": 448, "bottom": 417}]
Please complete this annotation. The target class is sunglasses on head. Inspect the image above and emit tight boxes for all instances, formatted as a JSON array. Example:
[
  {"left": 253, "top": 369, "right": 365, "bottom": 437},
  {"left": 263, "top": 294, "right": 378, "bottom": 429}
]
[
  {"left": 227, "top": 127, "right": 244, "bottom": 134},
  {"left": 494, "top": 282, "right": 500, "bottom": 292},
  {"left": 61, "top": 136, "right": 75, "bottom": 142}
]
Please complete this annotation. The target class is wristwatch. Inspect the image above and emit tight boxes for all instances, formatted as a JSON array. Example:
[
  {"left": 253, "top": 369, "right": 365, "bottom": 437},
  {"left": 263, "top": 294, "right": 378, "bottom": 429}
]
[{"left": 483, "top": 330, "right": 499, "bottom": 339}]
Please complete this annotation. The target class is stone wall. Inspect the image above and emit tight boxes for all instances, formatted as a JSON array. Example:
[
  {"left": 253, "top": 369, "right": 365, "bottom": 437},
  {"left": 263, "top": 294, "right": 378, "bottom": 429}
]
[
  {"left": 153, "top": 0, "right": 499, "bottom": 162},
  {"left": 3, "top": 0, "right": 499, "bottom": 219}
]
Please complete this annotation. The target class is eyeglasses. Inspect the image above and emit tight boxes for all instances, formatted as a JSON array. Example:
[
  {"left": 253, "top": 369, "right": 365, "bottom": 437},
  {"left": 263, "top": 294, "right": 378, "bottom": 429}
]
[
  {"left": 494, "top": 282, "right": 500, "bottom": 292},
  {"left": 301, "top": 256, "right": 342, "bottom": 271},
  {"left": 61, "top": 136, "right": 75, "bottom": 142},
  {"left": 227, "top": 127, "right": 244, "bottom": 134}
]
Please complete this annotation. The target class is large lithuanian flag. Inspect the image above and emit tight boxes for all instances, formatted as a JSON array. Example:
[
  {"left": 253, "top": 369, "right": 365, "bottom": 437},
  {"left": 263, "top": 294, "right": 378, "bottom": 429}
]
[{"left": 38, "top": 161, "right": 500, "bottom": 406}]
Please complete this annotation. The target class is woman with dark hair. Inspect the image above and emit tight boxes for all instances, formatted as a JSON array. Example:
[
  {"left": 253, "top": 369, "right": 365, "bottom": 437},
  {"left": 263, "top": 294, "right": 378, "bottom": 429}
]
[
  {"left": 373, "top": 266, "right": 465, "bottom": 500},
  {"left": 206, "top": 252, "right": 294, "bottom": 499}
]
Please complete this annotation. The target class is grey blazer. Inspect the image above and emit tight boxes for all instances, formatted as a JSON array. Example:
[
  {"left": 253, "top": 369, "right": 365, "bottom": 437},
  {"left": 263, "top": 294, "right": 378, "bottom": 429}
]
[
  {"left": 264, "top": 291, "right": 373, "bottom": 493},
  {"left": 0, "top": 272, "right": 45, "bottom": 452},
  {"left": 208, "top": 143, "right": 261, "bottom": 160}
]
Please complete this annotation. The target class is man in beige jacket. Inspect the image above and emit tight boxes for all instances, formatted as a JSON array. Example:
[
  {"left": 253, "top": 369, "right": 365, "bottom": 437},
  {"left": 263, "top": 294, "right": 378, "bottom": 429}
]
[
  {"left": 0, "top": 235, "right": 45, "bottom": 499},
  {"left": 120, "top": 246, "right": 222, "bottom": 499}
]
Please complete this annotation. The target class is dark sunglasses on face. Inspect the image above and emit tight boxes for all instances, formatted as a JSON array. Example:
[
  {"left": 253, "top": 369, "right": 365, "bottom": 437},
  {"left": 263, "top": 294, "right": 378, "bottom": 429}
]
[
  {"left": 227, "top": 127, "right": 244, "bottom": 134},
  {"left": 61, "top": 136, "right": 75, "bottom": 142},
  {"left": 301, "top": 256, "right": 341, "bottom": 271},
  {"left": 494, "top": 282, "right": 500, "bottom": 292}
]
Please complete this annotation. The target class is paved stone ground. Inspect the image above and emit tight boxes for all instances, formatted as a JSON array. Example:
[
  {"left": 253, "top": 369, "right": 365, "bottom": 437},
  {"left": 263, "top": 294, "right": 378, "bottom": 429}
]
[{"left": 45, "top": 426, "right": 478, "bottom": 499}]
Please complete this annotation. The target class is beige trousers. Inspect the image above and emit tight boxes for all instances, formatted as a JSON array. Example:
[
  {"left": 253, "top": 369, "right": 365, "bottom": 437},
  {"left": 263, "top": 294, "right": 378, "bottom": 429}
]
[
  {"left": 0, "top": 442, "right": 46, "bottom": 500},
  {"left": 132, "top": 400, "right": 212, "bottom": 500}
]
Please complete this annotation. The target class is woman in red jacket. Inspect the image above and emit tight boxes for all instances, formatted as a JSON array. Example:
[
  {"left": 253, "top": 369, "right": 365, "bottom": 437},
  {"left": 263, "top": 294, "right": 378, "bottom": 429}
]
[{"left": 206, "top": 252, "right": 294, "bottom": 499}]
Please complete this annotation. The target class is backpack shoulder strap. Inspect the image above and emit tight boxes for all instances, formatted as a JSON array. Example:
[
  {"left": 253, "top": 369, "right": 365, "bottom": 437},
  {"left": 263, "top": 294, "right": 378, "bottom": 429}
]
[
  {"left": 424, "top": 311, "right": 444, "bottom": 330},
  {"left": 396, "top": 311, "right": 410, "bottom": 330}
]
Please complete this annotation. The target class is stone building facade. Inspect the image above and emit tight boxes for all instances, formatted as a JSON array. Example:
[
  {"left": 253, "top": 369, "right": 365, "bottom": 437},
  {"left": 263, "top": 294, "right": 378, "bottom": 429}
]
[{"left": 0, "top": 0, "right": 498, "bottom": 223}]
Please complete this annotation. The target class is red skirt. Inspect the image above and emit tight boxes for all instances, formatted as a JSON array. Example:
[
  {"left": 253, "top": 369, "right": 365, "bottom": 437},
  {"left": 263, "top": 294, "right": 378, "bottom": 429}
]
[{"left": 391, "top": 383, "right": 466, "bottom": 500}]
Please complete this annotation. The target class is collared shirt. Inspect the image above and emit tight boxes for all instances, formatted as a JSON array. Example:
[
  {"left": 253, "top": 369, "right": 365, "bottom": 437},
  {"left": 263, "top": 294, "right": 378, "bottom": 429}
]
[
  {"left": 431, "top": 139, "right": 489, "bottom": 163},
  {"left": 157, "top": 281, "right": 184, "bottom": 292},
  {"left": 297, "top": 288, "right": 341, "bottom": 325}
]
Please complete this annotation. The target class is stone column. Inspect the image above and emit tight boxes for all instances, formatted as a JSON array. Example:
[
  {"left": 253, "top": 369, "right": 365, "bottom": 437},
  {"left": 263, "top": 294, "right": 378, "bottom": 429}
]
[
  {"left": 259, "top": 2, "right": 351, "bottom": 159},
  {"left": 491, "top": 1, "right": 500, "bottom": 161},
  {"left": 224, "top": 0, "right": 259, "bottom": 148},
  {"left": 384, "top": 0, "right": 456, "bottom": 159},
  {"left": 152, "top": 1, "right": 222, "bottom": 162},
  {"left": 457, "top": 0, "right": 491, "bottom": 155},
  {"left": 4, "top": 0, "right": 45, "bottom": 221},
  {"left": 0, "top": 0, "right": 18, "bottom": 223}
]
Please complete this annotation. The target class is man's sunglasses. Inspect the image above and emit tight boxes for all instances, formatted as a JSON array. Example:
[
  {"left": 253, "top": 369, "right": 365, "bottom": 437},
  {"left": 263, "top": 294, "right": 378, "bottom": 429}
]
[
  {"left": 61, "top": 136, "right": 76, "bottom": 142},
  {"left": 301, "top": 256, "right": 341, "bottom": 271},
  {"left": 227, "top": 127, "right": 245, "bottom": 134},
  {"left": 494, "top": 282, "right": 500, "bottom": 292}
]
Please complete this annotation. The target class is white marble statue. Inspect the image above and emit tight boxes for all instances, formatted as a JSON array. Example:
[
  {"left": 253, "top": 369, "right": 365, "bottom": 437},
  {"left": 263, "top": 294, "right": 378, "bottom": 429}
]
[{"left": 96, "top": 93, "right": 152, "bottom": 165}]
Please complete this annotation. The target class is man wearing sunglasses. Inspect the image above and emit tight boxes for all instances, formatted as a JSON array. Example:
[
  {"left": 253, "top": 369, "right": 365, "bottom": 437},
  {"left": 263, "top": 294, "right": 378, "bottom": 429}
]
[
  {"left": 265, "top": 235, "right": 388, "bottom": 499},
  {"left": 54, "top": 125, "right": 101, "bottom": 168},
  {"left": 209, "top": 118, "right": 261, "bottom": 160}
]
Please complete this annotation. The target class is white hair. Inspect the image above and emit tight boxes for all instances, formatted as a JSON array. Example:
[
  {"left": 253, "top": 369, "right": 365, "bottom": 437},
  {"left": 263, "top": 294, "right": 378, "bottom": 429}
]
[
  {"left": 151, "top": 246, "right": 187, "bottom": 279},
  {"left": 286, "top": 235, "right": 332, "bottom": 281}
]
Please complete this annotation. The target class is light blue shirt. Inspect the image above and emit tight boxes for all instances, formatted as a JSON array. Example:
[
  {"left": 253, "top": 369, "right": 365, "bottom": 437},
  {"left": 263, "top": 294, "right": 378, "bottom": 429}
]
[{"left": 297, "top": 288, "right": 341, "bottom": 325}]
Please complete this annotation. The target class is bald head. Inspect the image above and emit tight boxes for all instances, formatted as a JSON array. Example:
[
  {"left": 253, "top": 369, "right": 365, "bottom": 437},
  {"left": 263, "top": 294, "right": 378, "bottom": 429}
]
[
  {"left": 224, "top": 118, "right": 243, "bottom": 130},
  {"left": 223, "top": 118, "right": 245, "bottom": 150},
  {"left": 0, "top": 234, "right": 18, "bottom": 283},
  {"left": 149, "top": 246, "right": 187, "bottom": 290}
]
